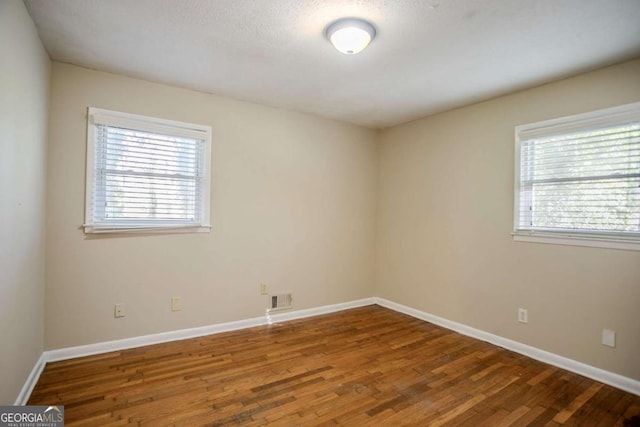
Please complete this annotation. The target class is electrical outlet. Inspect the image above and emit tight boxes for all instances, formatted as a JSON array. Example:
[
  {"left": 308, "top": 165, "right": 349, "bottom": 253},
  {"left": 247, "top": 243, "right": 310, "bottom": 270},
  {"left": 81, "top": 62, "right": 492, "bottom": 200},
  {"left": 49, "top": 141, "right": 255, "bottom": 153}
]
[
  {"left": 114, "top": 303, "right": 125, "bottom": 318},
  {"left": 602, "top": 329, "right": 616, "bottom": 348},
  {"left": 260, "top": 283, "right": 268, "bottom": 295},
  {"left": 518, "top": 308, "right": 528, "bottom": 323},
  {"left": 171, "top": 297, "right": 182, "bottom": 311}
]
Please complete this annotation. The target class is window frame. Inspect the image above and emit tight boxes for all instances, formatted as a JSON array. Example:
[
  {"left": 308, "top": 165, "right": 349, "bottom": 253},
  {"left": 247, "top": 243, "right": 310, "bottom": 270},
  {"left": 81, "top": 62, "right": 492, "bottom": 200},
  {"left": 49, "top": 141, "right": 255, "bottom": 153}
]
[
  {"left": 513, "top": 101, "right": 640, "bottom": 251},
  {"left": 84, "top": 107, "right": 212, "bottom": 234}
]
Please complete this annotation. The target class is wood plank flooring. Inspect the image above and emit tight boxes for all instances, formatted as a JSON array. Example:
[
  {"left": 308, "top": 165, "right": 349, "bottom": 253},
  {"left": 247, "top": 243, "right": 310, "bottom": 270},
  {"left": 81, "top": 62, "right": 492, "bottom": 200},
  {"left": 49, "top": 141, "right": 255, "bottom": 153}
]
[{"left": 29, "top": 305, "right": 640, "bottom": 426}]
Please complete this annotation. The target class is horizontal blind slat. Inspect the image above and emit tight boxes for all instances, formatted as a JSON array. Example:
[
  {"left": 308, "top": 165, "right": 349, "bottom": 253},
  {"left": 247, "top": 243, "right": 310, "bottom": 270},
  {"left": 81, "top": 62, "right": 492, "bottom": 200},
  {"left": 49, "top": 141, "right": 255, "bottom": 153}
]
[
  {"left": 520, "top": 127, "right": 640, "bottom": 148},
  {"left": 522, "top": 173, "right": 640, "bottom": 185},
  {"left": 103, "top": 134, "right": 200, "bottom": 148}
]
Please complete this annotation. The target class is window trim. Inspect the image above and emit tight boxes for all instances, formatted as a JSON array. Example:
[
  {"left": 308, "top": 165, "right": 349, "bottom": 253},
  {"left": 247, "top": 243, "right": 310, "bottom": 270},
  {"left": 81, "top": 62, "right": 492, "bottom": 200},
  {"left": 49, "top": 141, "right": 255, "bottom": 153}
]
[
  {"left": 84, "top": 107, "right": 212, "bottom": 234},
  {"left": 513, "top": 101, "right": 640, "bottom": 251}
]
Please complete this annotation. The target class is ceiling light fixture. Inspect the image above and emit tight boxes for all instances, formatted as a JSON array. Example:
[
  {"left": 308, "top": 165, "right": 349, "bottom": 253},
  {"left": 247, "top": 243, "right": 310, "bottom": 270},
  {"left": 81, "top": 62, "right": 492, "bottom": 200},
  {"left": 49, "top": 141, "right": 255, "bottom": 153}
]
[{"left": 325, "top": 18, "right": 376, "bottom": 55}]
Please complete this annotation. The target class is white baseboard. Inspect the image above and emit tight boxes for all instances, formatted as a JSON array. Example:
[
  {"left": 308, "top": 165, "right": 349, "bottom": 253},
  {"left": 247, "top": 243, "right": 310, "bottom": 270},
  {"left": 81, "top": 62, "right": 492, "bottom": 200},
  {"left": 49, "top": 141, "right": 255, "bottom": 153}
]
[
  {"left": 374, "top": 297, "right": 640, "bottom": 396},
  {"left": 44, "top": 297, "right": 376, "bottom": 363},
  {"left": 16, "top": 297, "right": 374, "bottom": 403},
  {"left": 267, "top": 297, "right": 375, "bottom": 324},
  {"left": 14, "top": 352, "right": 46, "bottom": 405},
  {"left": 18, "top": 295, "right": 639, "bottom": 404}
]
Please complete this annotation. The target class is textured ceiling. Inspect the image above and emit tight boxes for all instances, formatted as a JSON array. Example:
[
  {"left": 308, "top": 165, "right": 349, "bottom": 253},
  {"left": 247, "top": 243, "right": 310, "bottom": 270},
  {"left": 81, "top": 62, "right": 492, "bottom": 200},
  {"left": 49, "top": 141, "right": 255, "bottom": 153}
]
[{"left": 24, "top": 0, "right": 640, "bottom": 128}]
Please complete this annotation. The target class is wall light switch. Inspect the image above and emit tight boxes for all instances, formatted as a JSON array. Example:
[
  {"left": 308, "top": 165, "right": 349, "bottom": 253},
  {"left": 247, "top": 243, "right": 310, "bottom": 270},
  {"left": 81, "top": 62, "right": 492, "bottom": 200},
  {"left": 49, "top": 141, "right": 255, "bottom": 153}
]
[
  {"left": 260, "top": 283, "right": 269, "bottom": 295},
  {"left": 171, "top": 297, "right": 182, "bottom": 311},
  {"left": 602, "top": 329, "right": 616, "bottom": 348}
]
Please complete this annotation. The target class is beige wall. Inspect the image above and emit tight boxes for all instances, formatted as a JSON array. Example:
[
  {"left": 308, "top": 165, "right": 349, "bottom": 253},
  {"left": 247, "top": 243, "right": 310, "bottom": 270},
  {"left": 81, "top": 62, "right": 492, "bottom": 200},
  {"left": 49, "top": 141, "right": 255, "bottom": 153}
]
[
  {"left": 376, "top": 58, "right": 640, "bottom": 380},
  {"left": 45, "top": 63, "right": 377, "bottom": 349},
  {"left": 0, "top": 1, "right": 50, "bottom": 404}
]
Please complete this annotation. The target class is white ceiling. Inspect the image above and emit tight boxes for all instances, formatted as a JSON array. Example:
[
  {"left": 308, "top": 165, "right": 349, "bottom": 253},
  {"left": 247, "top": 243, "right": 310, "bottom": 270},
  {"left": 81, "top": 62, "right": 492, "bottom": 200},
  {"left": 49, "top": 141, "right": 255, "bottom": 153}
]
[{"left": 24, "top": 0, "right": 640, "bottom": 129}]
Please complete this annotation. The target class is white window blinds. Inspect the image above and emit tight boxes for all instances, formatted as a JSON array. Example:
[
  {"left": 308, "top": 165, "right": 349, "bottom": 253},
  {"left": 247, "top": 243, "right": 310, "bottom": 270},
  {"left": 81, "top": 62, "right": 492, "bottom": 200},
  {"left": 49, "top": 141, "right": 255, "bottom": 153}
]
[
  {"left": 514, "top": 102, "right": 640, "bottom": 249},
  {"left": 85, "top": 108, "right": 211, "bottom": 233}
]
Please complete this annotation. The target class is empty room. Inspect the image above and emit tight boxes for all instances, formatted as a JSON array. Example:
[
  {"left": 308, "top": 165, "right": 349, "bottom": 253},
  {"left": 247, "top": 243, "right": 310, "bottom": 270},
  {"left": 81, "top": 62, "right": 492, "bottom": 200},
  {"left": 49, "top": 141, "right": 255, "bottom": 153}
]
[{"left": 1, "top": 0, "right": 640, "bottom": 425}]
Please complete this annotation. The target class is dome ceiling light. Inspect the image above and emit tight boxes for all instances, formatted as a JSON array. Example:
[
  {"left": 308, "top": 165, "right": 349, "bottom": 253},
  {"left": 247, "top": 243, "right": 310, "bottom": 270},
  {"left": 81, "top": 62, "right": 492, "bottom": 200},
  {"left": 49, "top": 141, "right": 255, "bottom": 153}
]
[{"left": 325, "top": 18, "right": 376, "bottom": 55}]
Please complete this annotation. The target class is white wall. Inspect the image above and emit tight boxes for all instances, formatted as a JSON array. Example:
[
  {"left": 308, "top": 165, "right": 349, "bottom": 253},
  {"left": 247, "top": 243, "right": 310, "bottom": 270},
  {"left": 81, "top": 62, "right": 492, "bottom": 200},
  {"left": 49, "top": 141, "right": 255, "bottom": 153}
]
[
  {"left": 0, "top": 0, "right": 50, "bottom": 404},
  {"left": 376, "top": 58, "right": 640, "bottom": 380},
  {"left": 45, "top": 63, "right": 377, "bottom": 349}
]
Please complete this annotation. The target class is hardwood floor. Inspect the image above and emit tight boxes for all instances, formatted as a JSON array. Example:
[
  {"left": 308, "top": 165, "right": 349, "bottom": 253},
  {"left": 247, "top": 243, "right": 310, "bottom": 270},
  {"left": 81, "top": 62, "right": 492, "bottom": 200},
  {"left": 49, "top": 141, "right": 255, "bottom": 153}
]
[{"left": 29, "top": 305, "right": 640, "bottom": 426}]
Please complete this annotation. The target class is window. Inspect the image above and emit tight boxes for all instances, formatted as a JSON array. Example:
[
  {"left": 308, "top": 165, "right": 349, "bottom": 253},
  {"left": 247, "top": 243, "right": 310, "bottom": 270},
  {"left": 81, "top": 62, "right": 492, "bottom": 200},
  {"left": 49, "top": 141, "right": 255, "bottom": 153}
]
[
  {"left": 85, "top": 108, "right": 211, "bottom": 234},
  {"left": 514, "top": 102, "right": 640, "bottom": 250}
]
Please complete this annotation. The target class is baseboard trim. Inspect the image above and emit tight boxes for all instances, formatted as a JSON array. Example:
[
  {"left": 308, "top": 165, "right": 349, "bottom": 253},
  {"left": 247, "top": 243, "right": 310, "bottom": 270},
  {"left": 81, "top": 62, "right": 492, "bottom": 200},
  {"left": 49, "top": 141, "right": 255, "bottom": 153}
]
[
  {"left": 14, "top": 352, "right": 46, "bottom": 405},
  {"left": 267, "top": 298, "right": 375, "bottom": 324},
  {"left": 374, "top": 297, "right": 640, "bottom": 396},
  {"left": 19, "top": 295, "right": 639, "bottom": 403},
  {"left": 44, "top": 297, "right": 376, "bottom": 363},
  {"left": 18, "top": 297, "right": 374, "bottom": 403}
]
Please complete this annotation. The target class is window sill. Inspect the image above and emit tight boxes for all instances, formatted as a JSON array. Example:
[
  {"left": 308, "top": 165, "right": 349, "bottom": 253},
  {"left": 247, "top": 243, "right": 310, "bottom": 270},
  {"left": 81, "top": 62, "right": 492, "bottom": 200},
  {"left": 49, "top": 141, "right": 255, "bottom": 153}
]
[
  {"left": 83, "top": 224, "right": 211, "bottom": 235},
  {"left": 512, "top": 231, "right": 640, "bottom": 251}
]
